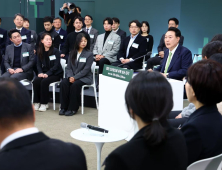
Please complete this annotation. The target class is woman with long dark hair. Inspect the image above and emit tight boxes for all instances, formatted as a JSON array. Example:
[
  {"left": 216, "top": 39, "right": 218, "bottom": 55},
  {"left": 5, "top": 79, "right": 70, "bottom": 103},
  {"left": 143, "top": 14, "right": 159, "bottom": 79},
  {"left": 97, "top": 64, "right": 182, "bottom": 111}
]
[
  {"left": 33, "top": 33, "right": 63, "bottom": 112},
  {"left": 104, "top": 71, "right": 188, "bottom": 170},
  {"left": 59, "top": 33, "right": 93, "bottom": 116}
]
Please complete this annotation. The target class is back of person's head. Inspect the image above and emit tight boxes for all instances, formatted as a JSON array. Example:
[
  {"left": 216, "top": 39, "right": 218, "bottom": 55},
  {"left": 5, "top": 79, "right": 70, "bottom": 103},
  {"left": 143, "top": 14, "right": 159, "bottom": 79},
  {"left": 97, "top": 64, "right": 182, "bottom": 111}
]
[
  {"left": 202, "top": 41, "right": 222, "bottom": 59},
  {"left": 128, "top": 20, "right": 142, "bottom": 28},
  {"left": 187, "top": 60, "right": 222, "bottom": 105},
  {"left": 0, "top": 78, "right": 34, "bottom": 129},
  {"left": 125, "top": 71, "right": 173, "bottom": 146},
  {"left": 210, "top": 34, "right": 222, "bottom": 42},
  {"left": 8, "top": 29, "right": 20, "bottom": 38},
  {"left": 209, "top": 53, "right": 222, "bottom": 65},
  {"left": 43, "top": 16, "right": 53, "bottom": 24},
  {"left": 168, "top": 17, "right": 179, "bottom": 25},
  {"left": 103, "top": 17, "right": 113, "bottom": 25},
  {"left": 141, "top": 21, "right": 150, "bottom": 34},
  {"left": 112, "top": 17, "right": 120, "bottom": 24},
  {"left": 24, "top": 18, "right": 29, "bottom": 23},
  {"left": 167, "top": 27, "right": 181, "bottom": 37}
]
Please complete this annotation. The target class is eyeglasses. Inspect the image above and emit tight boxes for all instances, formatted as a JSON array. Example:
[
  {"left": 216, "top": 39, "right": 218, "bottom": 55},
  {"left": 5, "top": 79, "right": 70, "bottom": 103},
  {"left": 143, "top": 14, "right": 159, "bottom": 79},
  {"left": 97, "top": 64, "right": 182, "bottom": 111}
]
[{"left": 130, "top": 26, "right": 139, "bottom": 29}]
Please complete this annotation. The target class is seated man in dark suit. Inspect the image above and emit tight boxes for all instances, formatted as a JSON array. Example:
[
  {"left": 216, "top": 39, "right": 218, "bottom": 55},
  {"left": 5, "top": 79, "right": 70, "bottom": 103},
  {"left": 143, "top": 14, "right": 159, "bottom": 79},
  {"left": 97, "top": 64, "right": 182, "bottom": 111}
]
[
  {"left": 0, "top": 18, "right": 7, "bottom": 74},
  {"left": 0, "top": 77, "right": 87, "bottom": 170},
  {"left": 112, "top": 20, "right": 147, "bottom": 70},
  {"left": 6, "top": 13, "right": 31, "bottom": 45},
  {"left": 53, "top": 17, "right": 67, "bottom": 52},
  {"left": 112, "top": 17, "right": 127, "bottom": 43},
  {"left": 149, "top": 27, "right": 192, "bottom": 81},
  {"left": 2, "top": 29, "right": 34, "bottom": 81},
  {"left": 146, "top": 18, "right": 184, "bottom": 69},
  {"left": 36, "top": 16, "right": 61, "bottom": 51},
  {"left": 83, "top": 15, "right": 99, "bottom": 52}
]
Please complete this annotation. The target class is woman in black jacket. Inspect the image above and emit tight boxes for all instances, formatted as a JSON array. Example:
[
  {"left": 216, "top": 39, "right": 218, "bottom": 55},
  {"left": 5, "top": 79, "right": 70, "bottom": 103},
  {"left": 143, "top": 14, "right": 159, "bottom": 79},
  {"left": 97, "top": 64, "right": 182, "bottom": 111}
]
[
  {"left": 104, "top": 71, "right": 188, "bottom": 170},
  {"left": 33, "top": 33, "right": 63, "bottom": 112}
]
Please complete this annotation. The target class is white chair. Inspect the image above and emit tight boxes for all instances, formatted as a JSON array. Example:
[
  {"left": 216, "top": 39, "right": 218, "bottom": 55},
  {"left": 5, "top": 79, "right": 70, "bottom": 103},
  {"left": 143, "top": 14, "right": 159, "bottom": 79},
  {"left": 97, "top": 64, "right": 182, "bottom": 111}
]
[
  {"left": 81, "top": 62, "right": 99, "bottom": 114},
  {"left": 32, "top": 58, "right": 67, "bottom": 110},
  {"left": 187, "top": 153, "right": 222, "bottom": 170}
]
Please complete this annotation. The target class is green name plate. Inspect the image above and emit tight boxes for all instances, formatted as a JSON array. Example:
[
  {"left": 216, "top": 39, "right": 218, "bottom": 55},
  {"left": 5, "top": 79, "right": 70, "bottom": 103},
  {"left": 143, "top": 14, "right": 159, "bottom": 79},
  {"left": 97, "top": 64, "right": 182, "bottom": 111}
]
[{"left": 102, "top": 64, "right": 133, "bottom": 82}]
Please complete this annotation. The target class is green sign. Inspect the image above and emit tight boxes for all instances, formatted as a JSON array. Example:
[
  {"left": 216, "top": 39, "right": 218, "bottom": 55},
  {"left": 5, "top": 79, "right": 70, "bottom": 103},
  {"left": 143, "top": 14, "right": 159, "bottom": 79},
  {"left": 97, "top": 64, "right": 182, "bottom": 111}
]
[{"left": 102, "top": 64, "right": 134, "bottom": 82}]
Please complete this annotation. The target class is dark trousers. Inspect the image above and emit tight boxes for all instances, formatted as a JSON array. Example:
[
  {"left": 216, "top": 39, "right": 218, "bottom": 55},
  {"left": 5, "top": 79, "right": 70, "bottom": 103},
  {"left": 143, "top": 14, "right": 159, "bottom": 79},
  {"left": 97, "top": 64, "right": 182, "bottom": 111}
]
[
  {"left": 168, "top": 111, "right": 188, "bottom": 128},
  {"left": 33, "top": 75, "right": 61, "bottom": 104},
  {"left": 146, "top": 56, "right": 163, "bottom": 70},
  {"left": 60, "top": 78, "right": 86, "bottom": 111},
  {"left": 96, "top": 58, "right": 111, "bottom": 74},
  {"left": 1, "top": 56, "right": 5, "bottom": 74},
  {"left": 2, "top": 71, "right": 30, "bottom": 81}
]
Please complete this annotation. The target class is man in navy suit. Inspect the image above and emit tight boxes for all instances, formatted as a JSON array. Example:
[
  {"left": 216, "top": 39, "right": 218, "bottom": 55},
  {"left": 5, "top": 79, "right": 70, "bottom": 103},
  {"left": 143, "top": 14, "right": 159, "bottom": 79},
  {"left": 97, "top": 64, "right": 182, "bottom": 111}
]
[
  {"left": 149, "top": 27, "right": 192, "bottom": 80},
  {"left": 53, "top": 17, "right": 67, "bottom": 52},
  {"left": 6, "top": 13, "right": 31, "bottom": 45},
  {"left": 112, "top": 20, "right": 147, "bottom": 70},
  {"left": 0, "top": 18, "right": 7, "bottom": 74}
]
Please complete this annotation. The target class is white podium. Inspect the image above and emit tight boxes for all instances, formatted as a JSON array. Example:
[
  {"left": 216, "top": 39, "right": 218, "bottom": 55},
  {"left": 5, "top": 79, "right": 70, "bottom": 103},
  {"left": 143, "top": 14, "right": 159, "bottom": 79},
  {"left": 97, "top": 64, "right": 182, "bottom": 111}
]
[{"left": 98, "top": 73, "right": 184, "bottom": 141}]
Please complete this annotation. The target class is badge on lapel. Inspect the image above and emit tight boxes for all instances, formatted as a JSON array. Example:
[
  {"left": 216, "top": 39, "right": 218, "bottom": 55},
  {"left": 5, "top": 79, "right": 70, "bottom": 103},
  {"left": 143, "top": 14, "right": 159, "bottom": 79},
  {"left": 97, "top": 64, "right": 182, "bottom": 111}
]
[
  {"left": 21, "top": 35, "right": 27, "bottom": 40},
  {"left": 49, "top": 55, "right": 56, "bottom": 60},
  {"left": 79, "top": 57, "right": 86, "bottom": 62},
  {"left": 22, "top": 52, "right": 29, "bottom": 57},
  {"left": 132, "top": 43, "right": 139, "bottom": 49}
]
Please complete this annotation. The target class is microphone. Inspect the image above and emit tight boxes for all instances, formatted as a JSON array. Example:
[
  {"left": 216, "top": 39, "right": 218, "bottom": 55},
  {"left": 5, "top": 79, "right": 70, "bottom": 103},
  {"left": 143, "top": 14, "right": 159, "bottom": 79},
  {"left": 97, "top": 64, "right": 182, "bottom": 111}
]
[
  {"left": 80, "top": 122, "right": 109, "bottom": 133},
  {"left": 117, "top": 51, "right": 152, "bottom": 67}
]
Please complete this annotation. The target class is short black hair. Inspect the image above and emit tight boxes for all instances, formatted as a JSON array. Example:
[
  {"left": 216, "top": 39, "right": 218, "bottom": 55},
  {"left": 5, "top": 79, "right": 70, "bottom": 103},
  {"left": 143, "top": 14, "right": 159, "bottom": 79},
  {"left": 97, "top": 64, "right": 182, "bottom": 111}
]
[
  {"left": 73, "top": 16, "right": 83, "bottom": 24},
  {"left": 103, "top": 17, "right": 113, "bottom": 25},
  {"left": 53, "top": 17, "right": 62, "bottom": 22},
  {"left": 187, "top": 60, "right": 222, "bottom": 105},
  {"left": 202, "top": 41, "right": 222, "bottom": 59},
  {"left": 0, "top": 18, "right": 2, "bottom": 22},
  {"left": 8, "top": 29, "right": 21, "bottom": 38},
  {"left": 0, "top": 78, "right": 33, "bottom": 129},
  {"left": 210, "top": 34, "right": 222, "bottom": 42},
  {"left": 43, "top": 16, "right": 53, "bottom": 24},
  {"left": 141, "top": 21, "right": 150, "bottom": 34},
  {"left": 112, "top": 17, "right": 120, "bottom": 24},
  {"left": 167, "top": 27, "right": 181, "bottom": 37},
  {"left": 125, "top": 71, "right": 173, "bottom": 146},
  {"left": 24, "top": 18, "right": 30, "bottom": 23},
  {"left": 76, "top": 6, "right": 81, "bottom": 12},
  {"left": 85, "top": 15, "right": 93, "bottom": 20},
  {"left": 129, "top": 20, "right": 142, "bottom": 28},
  {"left": 14, "top": 13, "right": 24, "bottom": 20},
  {"left": 209, "top": 53, "right": 222, "bottom": 65},
  {"left": 168, "top": 17, "right": 179, "bottom": 25}
]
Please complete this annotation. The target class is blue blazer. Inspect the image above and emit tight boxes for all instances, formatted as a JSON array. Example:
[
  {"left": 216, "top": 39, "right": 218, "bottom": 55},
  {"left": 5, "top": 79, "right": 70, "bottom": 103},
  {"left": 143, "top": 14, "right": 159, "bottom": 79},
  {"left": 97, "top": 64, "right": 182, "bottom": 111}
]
[
  {"left": 0, "top": 28, "right": 7, "bottom": 55},
  {"left": 6, "top": 27, "right": 31, "bottom": 46},
  {"left": 58, "top": 28, "right": 67, "bottom": 51},
  {"left": 155, "top": 45, "right": 192, "bottom": 80},
  {"left": 181, "top": 105, "right": 222, "bottom": 165}
]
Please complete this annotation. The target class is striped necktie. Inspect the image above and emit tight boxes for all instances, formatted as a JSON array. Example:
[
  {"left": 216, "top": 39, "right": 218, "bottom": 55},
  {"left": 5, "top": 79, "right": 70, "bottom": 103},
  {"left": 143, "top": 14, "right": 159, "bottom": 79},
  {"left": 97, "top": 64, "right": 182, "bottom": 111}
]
[{"left": 164, "top": 52, "right": 172, "bottom": 73}]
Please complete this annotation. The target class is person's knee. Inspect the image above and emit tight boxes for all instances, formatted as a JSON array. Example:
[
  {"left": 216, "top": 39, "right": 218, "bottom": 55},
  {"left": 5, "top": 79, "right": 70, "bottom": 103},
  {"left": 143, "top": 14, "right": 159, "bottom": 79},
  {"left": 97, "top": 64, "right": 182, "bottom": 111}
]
[{"left": 60, "top": 78, "right": 69, "bottom": 86}]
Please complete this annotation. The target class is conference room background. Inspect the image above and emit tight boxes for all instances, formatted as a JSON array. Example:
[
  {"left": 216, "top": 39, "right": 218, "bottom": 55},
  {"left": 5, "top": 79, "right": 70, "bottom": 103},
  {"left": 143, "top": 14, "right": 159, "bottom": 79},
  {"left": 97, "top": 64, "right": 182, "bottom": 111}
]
[{"left": 0, "top": 0, "right": 221, "bottom": 55}]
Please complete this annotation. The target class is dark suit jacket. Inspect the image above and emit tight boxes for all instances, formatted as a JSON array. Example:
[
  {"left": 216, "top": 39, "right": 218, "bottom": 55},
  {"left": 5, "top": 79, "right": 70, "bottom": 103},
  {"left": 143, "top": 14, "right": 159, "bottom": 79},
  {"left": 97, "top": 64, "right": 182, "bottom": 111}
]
[
  {"left": 0, "top": 28, "right": 7, "bottom": 55},
  {"left": 158, "top": 34, "right": 184, "bottom": 52},
  {"left": 66, "top": 49, "right": 93, "bottom": 84},
  {"left": 155, "top": 45, "right": 192, "bottom": 80},
  {"left": 181, "top": 105, "right": 222, "bottom": 166},
  {"left": 4, "top": 42, "right": 34, "bottom": 78},
  {"left": 30, "top": 30, "right": 38, "bottom": 50},
  {"left": 7, "top": 27, "right": 31, "bottom": 45},
  {"left": 104, "top": 122, "right": 188, "bottom": 170},
  {"left": 37, "top": 48, "right": 63, "bottom": 76},
  {"left": 116, "top": 28, "right": 126, "bottom": 43},
  {"left": 57, "top": 28, "right": 67, "bottom": 51},
  {"left": 117, "top": 34, "right": 147, "bottom": 70},
  {"left": 0, "top": 132, "right": 87, "bottom": 170}
]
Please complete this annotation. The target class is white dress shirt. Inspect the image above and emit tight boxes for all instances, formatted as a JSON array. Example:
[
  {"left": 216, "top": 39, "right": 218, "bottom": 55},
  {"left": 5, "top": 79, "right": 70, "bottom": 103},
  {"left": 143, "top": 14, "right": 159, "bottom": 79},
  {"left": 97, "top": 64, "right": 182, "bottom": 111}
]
[
  {"left": 77, "top": 52, "right": 81, "bottom": 61},
  {"left": 85, "top": 26, "right": 92, "bottom": 34},
  {"left": 0, "top": 127, "right": 39, "bottom": 149},
  {"left": 164, "top": 44, "right": 179, "bottom": 72},
  {"left": 16, "top": 27, "right": 23, "bottom": 32},
  {"left": 75, "top": 29, "right": 83, "bottom": 33},
  {"left": 55, "top": 28, "right": 61, "bottom": 34}
]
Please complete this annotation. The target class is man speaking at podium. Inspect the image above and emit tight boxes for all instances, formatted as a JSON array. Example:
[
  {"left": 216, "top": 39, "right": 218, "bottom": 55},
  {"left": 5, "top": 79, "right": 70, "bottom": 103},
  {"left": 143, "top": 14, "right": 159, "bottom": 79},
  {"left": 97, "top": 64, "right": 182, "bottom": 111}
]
[
  {"left": 149, "top": 27, "right": 192, "bottom": 81},
  {"left": 112, "top": 20, "right": 147, "bottom": 70}
]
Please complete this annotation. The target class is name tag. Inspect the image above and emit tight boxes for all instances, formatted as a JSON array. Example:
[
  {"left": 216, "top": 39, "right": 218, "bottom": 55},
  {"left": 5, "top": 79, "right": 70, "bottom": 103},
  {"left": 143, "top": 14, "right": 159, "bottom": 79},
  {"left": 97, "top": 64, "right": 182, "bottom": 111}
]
[
  {"left": 22, "top": 52, "right": 29, "bottom": 57},
  {"left": 79, "top": 57, "right": 86, "bottom": 62},
  {"left": 49, "top": 55, "right": 56, "bottom": 60},
  {"left": 60, "top": 35, "right": 64, "bottom": 39},
  {"left": 0, "top": 34, "right": 3, "bottom": 38},
  {"left": 21, "top": 35, "right": 27, "bottom": 40},
  {"left": 31, "top": 35, "right": 33, "bottom": 39},
  {"left": 147, "top": 38, "right": 149, "bottom": 42},
  {"left": 89, "top": 34, "right": 94, "bottom": 39},
  {"left": 108, "top": 40, "right": 114, "bottom": 45},
  {"left": 132, "top": 43, "right": 139, "bottom": 49}
]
